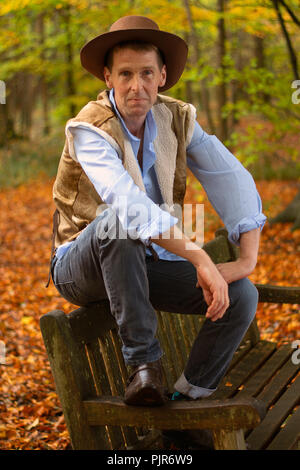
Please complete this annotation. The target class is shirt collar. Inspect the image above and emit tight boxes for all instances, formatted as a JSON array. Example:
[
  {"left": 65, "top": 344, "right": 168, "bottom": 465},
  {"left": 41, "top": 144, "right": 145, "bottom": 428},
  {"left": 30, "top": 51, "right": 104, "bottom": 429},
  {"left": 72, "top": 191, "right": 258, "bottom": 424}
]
[{"left": 109, "top": 88, "right": 157, "bottom": 143}]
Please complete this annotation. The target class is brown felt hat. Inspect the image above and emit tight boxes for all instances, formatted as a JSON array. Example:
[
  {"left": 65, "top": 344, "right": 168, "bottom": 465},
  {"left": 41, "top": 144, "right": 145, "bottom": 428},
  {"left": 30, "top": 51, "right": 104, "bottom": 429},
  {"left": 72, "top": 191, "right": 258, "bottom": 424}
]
[{"left": 80, "top": 15, "right": 188, "bottom": 92}]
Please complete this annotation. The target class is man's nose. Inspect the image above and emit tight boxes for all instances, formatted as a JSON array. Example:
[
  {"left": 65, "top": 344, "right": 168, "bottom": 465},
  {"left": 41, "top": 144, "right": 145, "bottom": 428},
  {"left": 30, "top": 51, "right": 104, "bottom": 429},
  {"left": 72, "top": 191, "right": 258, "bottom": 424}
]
[{"left": 131, "top": 74, "right": 142, "bottom": 91}]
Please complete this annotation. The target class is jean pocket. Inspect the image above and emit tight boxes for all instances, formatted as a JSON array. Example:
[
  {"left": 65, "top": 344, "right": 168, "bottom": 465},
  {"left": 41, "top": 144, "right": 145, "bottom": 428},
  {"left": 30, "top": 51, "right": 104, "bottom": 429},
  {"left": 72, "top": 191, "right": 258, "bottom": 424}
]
[
  {"left": 54, "top": 279, "right": 90, "bottom": 307},
  {"left": 52, "top": 256, "right": 74, "bottom": 285}
]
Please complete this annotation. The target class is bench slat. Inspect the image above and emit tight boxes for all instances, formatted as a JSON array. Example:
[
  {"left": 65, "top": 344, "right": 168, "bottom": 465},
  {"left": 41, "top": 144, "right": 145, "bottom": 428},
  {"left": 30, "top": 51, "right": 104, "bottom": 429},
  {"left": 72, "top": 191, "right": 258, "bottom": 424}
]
[
  {"left": 267, "top": 404, "right": 300, "bottom": 450},
  {"left": 213, "top": 341, "right": 277, "bottom": 399},
  {"left": 85, "top": 339, "right": 125, "bottom": 449},
  {"left": 237, "top": 344, "right": 293, "bottom": 398},
  {"left": 69, "top": 301, "right": 116, "bottom": 344},
  {"left": 156, "top": 311, "right": 178, "bottom": 391},
  {"left": 169, "top": 314, "right": 189, "bottom": 367},
  {"left": 226, "top": 340, "right": 253, "bottom": 373},
  {"left": 157, "top": 312, "right": 182, "bottom": 380},
  {"left": 84, "top": 396, "right": 264, "bottom": 431},
  {"left": 257, "top": 355, "right": 300, "bottom": 408},
  {"left": 247, "top": 374, "right": 300, "bottom": 450},
  {"left": 102, "top": 333, "right": 140, "bottom": 447}
]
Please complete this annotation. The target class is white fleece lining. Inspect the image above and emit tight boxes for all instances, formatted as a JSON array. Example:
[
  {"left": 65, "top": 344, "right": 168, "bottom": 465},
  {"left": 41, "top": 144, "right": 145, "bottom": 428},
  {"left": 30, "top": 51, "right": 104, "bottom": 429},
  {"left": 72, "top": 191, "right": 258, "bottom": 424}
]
[
  {"left": 152, "top": 103, "right": 177, "bottom": 208},
  {"left": 174, "top": 372, "right": 216, "bottom": 399},
  {"left": 65, "top": 121, "right": 122, "bottom": 161},
  {"left": 186, "top": 103, "right": 197, "bottom": 148},
  {"left": 122, "top": 135, "right": 146, "bottom": 193}
]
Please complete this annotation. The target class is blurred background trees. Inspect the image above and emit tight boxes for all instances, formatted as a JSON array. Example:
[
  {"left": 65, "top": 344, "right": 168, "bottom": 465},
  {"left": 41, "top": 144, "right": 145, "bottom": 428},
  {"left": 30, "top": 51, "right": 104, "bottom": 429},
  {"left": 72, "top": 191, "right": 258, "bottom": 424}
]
[{"left": 0, "top": 0, "right": 299, "bottom": 211}]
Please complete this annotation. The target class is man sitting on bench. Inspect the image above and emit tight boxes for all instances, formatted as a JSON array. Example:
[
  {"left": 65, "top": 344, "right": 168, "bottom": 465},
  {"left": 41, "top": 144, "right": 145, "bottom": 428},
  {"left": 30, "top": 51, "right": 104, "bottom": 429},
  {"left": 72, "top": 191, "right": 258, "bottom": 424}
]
[{"left": 49, "top": 15, "right": 266, "bottom": 407}]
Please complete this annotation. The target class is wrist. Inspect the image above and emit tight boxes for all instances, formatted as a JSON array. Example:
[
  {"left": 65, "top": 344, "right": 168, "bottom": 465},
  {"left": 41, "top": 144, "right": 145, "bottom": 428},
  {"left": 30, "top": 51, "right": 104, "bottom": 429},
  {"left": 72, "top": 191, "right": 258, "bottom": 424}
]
[
  {"left": 191, "top": 248, "right": 213, "bottom": 269},
  {"left": 237, "top": 255, "right": 257, "bottom": 273}
]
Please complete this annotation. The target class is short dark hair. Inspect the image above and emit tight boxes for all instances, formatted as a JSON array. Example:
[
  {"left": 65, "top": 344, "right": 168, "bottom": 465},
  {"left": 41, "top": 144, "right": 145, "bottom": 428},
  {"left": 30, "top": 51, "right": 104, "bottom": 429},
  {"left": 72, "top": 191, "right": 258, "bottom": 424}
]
[{"left": 104, "top": 41, "right": 165, "bottom": 71}]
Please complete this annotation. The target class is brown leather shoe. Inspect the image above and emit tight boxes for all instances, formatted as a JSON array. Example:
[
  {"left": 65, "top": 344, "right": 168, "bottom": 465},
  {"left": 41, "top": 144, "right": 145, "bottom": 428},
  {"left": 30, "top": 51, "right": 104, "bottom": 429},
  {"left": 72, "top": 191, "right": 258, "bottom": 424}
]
[{"left": 124, "top": 360, "right": 167, "bottom": 406}]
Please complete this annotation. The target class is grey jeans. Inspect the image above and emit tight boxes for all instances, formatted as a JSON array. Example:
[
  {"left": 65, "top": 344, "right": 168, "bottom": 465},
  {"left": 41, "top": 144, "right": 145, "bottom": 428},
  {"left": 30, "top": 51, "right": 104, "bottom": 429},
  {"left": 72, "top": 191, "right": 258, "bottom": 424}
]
[{"left": 52, "top": 208, "right": 258, "bottom": 396}]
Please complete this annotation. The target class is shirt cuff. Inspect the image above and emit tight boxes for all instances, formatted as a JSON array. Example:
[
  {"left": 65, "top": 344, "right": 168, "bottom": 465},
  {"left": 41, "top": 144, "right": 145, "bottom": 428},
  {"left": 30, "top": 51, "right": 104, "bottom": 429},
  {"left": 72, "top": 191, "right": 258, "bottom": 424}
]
[{"left": 229, "top": 213, "right": 267, "bottom": 245}]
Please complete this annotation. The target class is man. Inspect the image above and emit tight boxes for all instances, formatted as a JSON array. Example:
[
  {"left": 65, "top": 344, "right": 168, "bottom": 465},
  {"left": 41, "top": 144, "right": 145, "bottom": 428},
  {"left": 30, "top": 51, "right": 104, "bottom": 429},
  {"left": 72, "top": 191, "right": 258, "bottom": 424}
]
[{"left": 49, "top": 15, "right": 266, "bottom": 407}]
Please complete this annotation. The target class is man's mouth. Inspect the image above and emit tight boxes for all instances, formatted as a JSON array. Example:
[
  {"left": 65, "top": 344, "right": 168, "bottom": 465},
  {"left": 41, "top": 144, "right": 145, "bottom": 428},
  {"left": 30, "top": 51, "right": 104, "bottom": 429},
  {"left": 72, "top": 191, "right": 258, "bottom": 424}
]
[{"left": 128, "top": 98, "right": 147, "bottom": 102}]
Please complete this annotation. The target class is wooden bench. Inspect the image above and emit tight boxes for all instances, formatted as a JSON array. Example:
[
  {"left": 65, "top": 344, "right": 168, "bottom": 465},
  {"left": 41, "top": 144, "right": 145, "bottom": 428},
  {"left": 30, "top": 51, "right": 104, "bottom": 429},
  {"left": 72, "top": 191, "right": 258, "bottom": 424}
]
[{"left": 40, "top": 229, "right": 300, "bottom": 450}]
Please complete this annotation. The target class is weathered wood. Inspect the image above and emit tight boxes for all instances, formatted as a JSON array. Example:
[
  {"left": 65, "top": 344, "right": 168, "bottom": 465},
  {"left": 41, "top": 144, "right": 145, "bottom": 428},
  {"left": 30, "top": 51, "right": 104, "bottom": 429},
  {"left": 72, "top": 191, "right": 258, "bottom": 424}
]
[
  {"left": 237, "top": 344, "right": 293, "bottom": 399},
  {"left": 225, "top": 340, "right": 253, "bottom": 374},
  {"left": 166, "top": 315, "right": 186, "bottom": 372},
  {"left": 267, "top": 405, "right": 300, "bottom": 450},
  {"left": 68, "top": 301, "right": 116, "bottom": 344},
  {"left": 155, "top": 311, "right": 178, "bottom": 391},
  {"left": 202, "top": 234, "right": 232, "bottom": 263},
  {"left": 247, "top": 375, "right": 300, "bottom": 450},
  {"left": 243, "top": 318, "right": 261, "bottom": 346},
  {"left": 157, "top": 312, "right": 182, "bottom": 380},
  {"left": 40, "top": 310, "right": 111, "bottom": 450},
  {"left": 212, "top": 341, "right": 277, "bottom": 399},
  {"left": 84, "top": 396, "right": 265, "bottom": 431},
  {"left": 85, "top": 339, "right": 124, "bottom": 449},
  {"left": 170, "top": 314, "right": 189, "bottom": 367},
  {"left": 214, "top": 227, "right": 240, "bottom": 261},
  {"left": 100, "top": 334, "right": 139, "bottom": 447},
  {"left": 257, "top": 353, "right": 300, "bottom": 408},
  {"left": 212, "top": 428, "right": 246, "bottom": 450},
  {"left": 255, "top": 284, "right": 300, "bottom": 304}
]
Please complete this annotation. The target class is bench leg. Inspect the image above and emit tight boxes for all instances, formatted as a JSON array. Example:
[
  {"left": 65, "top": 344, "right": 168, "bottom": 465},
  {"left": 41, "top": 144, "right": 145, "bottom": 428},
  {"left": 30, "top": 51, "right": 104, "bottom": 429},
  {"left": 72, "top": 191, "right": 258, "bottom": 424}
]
[{"left": 212, "top": 429, "right": 246, "bottom": 450}]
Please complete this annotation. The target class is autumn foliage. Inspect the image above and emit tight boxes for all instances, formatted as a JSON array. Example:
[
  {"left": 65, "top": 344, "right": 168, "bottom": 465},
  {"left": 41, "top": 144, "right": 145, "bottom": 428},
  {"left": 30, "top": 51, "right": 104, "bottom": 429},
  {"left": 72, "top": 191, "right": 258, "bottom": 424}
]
[{"left": 0, "top": 176, "right": 299, "bottom": 449}]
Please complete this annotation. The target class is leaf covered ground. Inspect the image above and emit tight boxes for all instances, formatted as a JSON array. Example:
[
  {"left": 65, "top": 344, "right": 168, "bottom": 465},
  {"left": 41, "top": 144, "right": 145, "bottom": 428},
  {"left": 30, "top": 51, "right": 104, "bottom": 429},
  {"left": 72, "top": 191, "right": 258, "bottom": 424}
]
[{"left": 0, "top": 176, "right": 299, "bottom": 450}]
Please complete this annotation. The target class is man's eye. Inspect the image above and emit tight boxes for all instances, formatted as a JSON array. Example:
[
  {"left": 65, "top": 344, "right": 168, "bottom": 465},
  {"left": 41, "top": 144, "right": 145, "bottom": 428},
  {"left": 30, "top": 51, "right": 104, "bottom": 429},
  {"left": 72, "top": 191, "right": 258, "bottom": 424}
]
[
  {"left": 120, "top": 71, "right": 130, "bottom": 77},
  {"left": 143, "top": 70, "right": 153, "bottom": 76}
]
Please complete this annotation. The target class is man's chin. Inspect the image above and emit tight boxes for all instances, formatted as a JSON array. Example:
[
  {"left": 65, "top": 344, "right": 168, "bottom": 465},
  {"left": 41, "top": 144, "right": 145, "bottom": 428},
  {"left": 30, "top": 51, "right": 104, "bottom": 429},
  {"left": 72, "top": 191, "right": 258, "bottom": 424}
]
[{"left": 128, "top": 104, "right": 150, "bottom": 116}]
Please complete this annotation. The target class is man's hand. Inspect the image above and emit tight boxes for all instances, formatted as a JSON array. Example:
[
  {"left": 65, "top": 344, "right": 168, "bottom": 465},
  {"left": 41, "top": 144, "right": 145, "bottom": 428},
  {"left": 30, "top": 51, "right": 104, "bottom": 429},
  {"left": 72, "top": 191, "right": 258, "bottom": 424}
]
[
  {"left": 194, "top": 260, "right": 230, "bottom": 322},
  {"left": 151, "top": 223, "right": 230, "bottom": 322}
]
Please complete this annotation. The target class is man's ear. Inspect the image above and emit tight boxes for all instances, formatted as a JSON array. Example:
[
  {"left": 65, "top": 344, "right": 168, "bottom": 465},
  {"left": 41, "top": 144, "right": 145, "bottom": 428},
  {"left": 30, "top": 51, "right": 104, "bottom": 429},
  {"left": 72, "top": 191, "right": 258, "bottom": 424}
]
[
  {"left": 159, "top": 64, "right": 167, "bottom": 88},
  {"left": 103, "top": 66, "right": 113, "bottom": 88}
]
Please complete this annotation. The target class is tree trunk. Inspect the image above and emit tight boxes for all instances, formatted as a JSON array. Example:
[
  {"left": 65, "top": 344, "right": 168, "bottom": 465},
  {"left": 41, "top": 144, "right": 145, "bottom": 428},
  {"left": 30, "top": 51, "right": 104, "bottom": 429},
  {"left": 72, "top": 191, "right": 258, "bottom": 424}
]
[
  {"left": 269, "top": 188, "right": 300, "bottom": 231},
  {"left": 253, "top": 35, "right": 270, "bottom": 103},
  {"left": 182, "top": 0, "right": 216, "bottom": 134},
  {"left": 61, "top": 5, "right": 76, "bottom": 117},
  {"left": 216, "top": 0, "right": 228, "bottom": 141},
  {"left": 272, "top": 0, "right": 299, "bottom": 81},
  {"left": 36, "top": 12, "right": 50, "bottom": 135}
]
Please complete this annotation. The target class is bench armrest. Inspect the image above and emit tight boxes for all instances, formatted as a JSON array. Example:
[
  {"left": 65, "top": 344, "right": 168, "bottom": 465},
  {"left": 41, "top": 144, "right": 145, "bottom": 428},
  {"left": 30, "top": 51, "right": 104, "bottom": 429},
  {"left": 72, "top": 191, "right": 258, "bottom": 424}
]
[
  {"left": 84, "top": 395, "right": 266, "bottom": 431},
  {"left": 255, "top": 284, "right": 300, "bottom": 304}
]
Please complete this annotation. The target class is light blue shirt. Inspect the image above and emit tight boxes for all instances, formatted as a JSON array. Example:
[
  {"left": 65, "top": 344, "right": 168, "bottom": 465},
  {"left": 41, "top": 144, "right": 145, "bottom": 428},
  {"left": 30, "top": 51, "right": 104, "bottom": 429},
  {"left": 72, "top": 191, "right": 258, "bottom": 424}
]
[{"left": 56, "top": 89, "right": 266, "bottom": 260}]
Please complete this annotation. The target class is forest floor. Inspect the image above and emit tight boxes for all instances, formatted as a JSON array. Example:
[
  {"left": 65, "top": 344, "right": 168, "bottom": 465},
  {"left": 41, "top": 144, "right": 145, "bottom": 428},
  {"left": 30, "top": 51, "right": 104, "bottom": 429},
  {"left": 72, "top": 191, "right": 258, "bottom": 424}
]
[{"left": 0, "top": 175, "right": 299, "bottom": 450}]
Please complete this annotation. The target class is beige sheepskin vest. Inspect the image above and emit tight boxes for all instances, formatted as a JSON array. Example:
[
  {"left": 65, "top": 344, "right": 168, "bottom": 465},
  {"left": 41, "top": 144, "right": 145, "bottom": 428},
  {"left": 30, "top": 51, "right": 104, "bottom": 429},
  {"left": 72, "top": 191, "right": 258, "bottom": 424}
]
[{"left": 52, "top": 90, "right": 196, "bottom": 249}]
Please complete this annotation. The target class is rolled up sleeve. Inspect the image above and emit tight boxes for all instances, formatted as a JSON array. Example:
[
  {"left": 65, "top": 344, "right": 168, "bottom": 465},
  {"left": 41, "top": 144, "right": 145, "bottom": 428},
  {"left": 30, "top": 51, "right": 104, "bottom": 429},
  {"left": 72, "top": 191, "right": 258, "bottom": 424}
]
[{"left": 187, "top": 122, "right": 267, "bottom": 245}]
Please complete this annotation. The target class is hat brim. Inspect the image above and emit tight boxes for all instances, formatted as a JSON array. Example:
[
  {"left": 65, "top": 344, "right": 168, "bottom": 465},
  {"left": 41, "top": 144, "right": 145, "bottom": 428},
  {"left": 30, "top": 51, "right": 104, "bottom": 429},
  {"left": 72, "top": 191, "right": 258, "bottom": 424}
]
[{"left": 80, "top": 29, "right": 188, "bottom": 92}]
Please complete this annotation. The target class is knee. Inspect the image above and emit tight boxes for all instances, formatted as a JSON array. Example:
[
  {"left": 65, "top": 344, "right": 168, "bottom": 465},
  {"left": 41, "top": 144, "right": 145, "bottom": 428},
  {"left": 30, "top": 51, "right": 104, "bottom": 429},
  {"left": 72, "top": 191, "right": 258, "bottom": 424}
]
[{"left": 229, "top": 278, "right": 258, "bottom": 323}]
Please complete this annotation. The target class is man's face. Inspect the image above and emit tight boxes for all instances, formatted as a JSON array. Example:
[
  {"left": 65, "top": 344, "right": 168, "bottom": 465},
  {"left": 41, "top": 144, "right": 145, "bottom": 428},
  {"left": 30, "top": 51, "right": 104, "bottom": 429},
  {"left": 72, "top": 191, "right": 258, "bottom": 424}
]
[{"left": 103, "top": 47, "right": 166, "bottom": 130}]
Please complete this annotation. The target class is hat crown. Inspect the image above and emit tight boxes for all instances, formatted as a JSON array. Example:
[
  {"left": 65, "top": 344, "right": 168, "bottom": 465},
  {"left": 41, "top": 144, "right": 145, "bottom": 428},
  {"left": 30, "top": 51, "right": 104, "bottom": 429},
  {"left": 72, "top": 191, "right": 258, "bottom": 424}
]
[{"left": 109, "top": 15, "right": 160, "bottom": 33}]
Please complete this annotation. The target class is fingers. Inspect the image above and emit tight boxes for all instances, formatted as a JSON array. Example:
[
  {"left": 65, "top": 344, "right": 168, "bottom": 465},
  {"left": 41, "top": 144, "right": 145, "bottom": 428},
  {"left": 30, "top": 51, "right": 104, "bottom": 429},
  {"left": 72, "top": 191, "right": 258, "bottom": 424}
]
[{"left": 205, "top": 287, "right": 230, "bottom": 322}]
